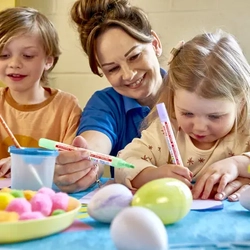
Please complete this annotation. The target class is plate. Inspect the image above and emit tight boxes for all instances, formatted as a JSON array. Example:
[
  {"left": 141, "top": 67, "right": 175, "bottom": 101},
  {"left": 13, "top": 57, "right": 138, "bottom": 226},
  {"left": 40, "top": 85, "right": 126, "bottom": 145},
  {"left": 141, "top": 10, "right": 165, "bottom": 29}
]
[{"left": 0, "top": 198, "right": 81, "bottom": 243}]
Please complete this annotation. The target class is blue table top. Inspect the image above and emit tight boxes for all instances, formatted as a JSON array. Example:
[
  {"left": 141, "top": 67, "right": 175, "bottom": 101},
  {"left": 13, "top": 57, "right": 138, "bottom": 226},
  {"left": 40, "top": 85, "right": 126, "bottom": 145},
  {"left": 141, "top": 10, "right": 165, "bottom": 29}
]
[{"left": 1, "top": 178, "right": 250, "bottom": 250}]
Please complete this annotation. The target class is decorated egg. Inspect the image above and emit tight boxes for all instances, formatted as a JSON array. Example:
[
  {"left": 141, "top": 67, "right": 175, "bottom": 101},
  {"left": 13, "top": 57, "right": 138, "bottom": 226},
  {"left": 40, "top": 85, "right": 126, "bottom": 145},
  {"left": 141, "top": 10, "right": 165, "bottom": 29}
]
[
  {"left": 131, "top": 178, "right": 192, "bottom": 224},
  {"left": 110, "top": 206, "right": 168, "bottom": 250},
  {"left": 88, "top": 183, "right": 133, "bottom": 223}
]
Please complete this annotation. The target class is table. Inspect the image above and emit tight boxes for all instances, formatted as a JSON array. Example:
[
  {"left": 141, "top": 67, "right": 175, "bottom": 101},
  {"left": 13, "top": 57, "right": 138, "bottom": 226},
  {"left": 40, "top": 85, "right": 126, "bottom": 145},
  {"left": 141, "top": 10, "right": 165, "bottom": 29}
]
[{"left": 1, "top": 178, "right": 250, "bottom": 250}]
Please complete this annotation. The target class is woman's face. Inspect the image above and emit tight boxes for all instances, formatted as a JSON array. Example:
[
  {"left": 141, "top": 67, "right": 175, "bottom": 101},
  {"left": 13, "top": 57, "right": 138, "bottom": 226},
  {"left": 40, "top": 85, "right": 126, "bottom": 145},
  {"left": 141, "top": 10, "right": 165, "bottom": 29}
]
[{"left": 96, "top": 27, "right": 163, "bottom": 106}]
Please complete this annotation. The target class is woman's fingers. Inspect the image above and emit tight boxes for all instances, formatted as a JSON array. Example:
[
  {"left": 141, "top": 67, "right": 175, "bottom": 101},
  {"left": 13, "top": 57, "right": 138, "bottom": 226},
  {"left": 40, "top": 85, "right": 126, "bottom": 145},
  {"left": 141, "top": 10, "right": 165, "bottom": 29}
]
[
  {"left": 55, "top": 168, "right": 98, "bottom": 193},
  {"left": 215, "top": 177, "right": 250, "bottom": 201},
  {"left": 227, "top": 184, "right": 250, "bottom": 202}
]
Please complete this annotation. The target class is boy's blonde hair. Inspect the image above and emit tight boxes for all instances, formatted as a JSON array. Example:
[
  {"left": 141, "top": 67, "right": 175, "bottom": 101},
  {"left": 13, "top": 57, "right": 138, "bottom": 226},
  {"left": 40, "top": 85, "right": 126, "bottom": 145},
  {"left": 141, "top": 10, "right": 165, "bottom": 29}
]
[
  {"left": 147, "top": 30, "right": 250, "bottom": 133},
  {"left": 0, "top": 7, "right": 61, "bottom": 85},
  {"left": 71, "top": 0, "right": 154, "bottom": 77}
]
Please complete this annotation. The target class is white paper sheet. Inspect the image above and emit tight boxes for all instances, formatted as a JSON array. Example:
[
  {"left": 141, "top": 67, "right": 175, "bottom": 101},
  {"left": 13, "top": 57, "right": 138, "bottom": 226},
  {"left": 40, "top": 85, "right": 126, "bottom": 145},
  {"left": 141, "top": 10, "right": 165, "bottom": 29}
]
[{"left": 191, "top": 199, "right": 223, "bottom": 210}]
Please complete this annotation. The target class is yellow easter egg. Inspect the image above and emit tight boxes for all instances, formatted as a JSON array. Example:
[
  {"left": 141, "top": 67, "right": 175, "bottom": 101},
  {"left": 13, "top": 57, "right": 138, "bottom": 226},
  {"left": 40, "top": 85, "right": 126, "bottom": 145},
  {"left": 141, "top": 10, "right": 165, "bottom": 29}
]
[
  {"left": 0, "top": 211, "right": 19, "bottom": 222},
  {"left": 132, "top": 178, "right": 192, "bottom": 225},
  {"left": 0, "top": 193, "right": 15, "bottom": 210},
  {"left": 0, "top": 187, "right": 11, "bottom": 193},
  {"left": 23, "top": 190, "right": 37, "bottom": 201},
  {"left": 67, "top": 197, "right": 79, "bottom": 212}
]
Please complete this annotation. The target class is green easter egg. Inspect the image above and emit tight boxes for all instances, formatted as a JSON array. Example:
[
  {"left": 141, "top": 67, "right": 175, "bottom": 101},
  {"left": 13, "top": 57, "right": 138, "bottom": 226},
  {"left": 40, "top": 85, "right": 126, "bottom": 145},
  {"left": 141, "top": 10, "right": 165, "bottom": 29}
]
[
  {"left": 131, "top": 178, "right": 192, "bottom": 225},
  {"left": 51, "top": 209, "right": 66, "bottom": 216},
  {"left": 10, "top": 190, "right": 24, "bottom": 198}
]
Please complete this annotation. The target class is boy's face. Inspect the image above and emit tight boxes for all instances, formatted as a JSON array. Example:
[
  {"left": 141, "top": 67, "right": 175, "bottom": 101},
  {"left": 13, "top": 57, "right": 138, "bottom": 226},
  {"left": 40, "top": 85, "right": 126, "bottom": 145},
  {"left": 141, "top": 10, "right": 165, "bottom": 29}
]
[
  {"left": 174, "top": 89, "right": 237, "bottom": 150},
  {"left": 0, "top": 33, "right": 53, "bottom": 93}
]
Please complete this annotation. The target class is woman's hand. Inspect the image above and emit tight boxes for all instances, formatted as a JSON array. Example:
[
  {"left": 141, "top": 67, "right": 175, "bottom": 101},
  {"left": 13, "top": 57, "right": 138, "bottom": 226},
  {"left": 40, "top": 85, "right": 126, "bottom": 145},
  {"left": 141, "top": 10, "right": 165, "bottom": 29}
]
[
  {"left": 54, "top": 136, "right": 99, "bottom": 193},
  {"left": 192, "top": 157, "right": 239, "bottom": 199},
  {"left": 0, "top": 157, "right": 11, "bottom": 177},
  {"left": 214, "top": 176, "right": 250, "bottom": 201}
]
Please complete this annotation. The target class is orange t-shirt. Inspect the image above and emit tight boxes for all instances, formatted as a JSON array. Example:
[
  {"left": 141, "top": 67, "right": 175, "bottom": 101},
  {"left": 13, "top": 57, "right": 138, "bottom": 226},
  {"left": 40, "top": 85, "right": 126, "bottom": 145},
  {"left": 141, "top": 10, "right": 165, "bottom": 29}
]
[{"left": 0, "top": 87, "right": 82, "bottom": 159}]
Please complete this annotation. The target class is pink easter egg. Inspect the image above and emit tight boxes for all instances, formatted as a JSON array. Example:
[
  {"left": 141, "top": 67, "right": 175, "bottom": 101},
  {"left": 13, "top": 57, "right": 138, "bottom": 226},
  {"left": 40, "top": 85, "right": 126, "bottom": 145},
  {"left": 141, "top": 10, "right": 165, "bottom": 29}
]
[
  {"left": 19, "top": 211, "right": 45, "bottom": 220},
  {"left": 30, "top": 193, "right": 52, "bottom": 216},
  {"left": 6, "top": 198, "right": 32, "bottom": 216},
  {"left": 51, "top": 192, "right": 69, "bottom": 211},
  {"left": 37, "top": 187, "right": 56, "bottom": 198}
]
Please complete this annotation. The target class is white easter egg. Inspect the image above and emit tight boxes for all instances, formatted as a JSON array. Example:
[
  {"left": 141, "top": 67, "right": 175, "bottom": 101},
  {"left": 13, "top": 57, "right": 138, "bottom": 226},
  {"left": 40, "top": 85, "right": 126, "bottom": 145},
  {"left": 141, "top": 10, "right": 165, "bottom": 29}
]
[
  {"left": 239, "top": 186, "right": 250, "bottom": 210},
  {"left": 110, "top": 206, "right": 168, "bottom": 250},
  {"left": 87, "top": 183, "right": 133, "bottom": 223}
]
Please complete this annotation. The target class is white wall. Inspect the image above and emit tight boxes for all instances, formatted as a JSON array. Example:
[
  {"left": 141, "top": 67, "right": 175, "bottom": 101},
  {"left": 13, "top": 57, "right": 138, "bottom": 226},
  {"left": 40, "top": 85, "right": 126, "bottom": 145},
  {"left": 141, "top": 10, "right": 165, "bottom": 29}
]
[{"left": 17, "top": 0, "right": 250, "bottom": 108}]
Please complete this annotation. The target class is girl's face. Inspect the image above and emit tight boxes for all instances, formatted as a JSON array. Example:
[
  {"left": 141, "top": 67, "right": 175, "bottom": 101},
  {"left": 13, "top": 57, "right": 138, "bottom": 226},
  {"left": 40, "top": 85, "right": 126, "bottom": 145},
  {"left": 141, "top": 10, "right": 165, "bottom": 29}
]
[
  {"left": 0, "top": 33, "right": 53, "bottom": 93},
  {"left": 174, "top": 89, "right": 237, "bottom": 150},
  {"left": 96, "top": 27, "right": 162, "bottom": 107}
]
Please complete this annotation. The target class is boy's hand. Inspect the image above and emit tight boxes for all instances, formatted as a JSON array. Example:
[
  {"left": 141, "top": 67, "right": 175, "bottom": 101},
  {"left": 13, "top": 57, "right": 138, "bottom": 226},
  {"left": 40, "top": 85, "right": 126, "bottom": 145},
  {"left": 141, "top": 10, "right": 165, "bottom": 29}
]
[{"left": 0, "top": 157, "right": 11, "bottom": 177}]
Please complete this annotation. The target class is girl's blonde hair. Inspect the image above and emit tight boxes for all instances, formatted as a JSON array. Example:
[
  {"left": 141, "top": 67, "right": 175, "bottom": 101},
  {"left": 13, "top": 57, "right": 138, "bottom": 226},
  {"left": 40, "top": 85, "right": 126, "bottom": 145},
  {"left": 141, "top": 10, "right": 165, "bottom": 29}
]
[
  {"left": 0, "top": 7, "right": 61, "bottom": 85},
  {"left": 146, "top": 30, "right": 250, "bottom": 133},
  {"left": 71, "top": 0, "right": 154, "bottom": 77}
]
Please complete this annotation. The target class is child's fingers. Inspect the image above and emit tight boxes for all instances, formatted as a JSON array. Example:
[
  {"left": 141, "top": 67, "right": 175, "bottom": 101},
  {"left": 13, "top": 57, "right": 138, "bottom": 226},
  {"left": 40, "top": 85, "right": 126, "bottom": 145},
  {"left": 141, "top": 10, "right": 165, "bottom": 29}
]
[
  {"left": 5, "top": 172, "right": 11, "bottom": 178},
  {"left": 0, "top": 171, "right": 4, "bottom": 177},
  {"left": 181, "top": 178, "right": 192, "bottom": 188},
  {"left": 0, "top": 163, "right": 11, "bottom": 177},
  {"left": 170, "top": 173, "right": 192, "bottom": 188},
  {"left": 189, "top": 171, "right": 193, "bottom": 179},
  {"left": 200, "top": 173, "right": 221, "bottom": 199},
  {"left": 192, "top": 172, "right": 220, "bottom": 199},
  {"left": 217, "top": 173, "right": 231, "bottom": 193},
  {"left": 173, "top": 165, "right": 192, "bottom": 181}
]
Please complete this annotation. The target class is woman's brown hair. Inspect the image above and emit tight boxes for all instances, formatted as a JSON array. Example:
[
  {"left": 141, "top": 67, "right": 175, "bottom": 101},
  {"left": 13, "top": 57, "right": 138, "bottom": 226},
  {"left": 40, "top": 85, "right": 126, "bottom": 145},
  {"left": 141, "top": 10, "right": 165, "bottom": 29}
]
[{"left": 71, "top": 0, "right": 154, "bottom": 77}]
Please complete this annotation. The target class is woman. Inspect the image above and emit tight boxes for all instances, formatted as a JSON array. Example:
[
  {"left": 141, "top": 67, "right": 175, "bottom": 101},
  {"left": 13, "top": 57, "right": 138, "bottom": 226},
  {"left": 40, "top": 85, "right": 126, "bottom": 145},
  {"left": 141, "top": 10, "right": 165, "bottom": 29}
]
[{"left": 54, "top": 0, "right": 165, "bottom": 192}]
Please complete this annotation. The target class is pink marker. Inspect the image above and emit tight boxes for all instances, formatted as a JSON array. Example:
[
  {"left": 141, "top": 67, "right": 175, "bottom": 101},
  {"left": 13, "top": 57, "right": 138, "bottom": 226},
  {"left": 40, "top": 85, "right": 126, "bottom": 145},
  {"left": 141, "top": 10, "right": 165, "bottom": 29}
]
[{"left": 156, "top": 103, "right": 183, "bottom": 166}]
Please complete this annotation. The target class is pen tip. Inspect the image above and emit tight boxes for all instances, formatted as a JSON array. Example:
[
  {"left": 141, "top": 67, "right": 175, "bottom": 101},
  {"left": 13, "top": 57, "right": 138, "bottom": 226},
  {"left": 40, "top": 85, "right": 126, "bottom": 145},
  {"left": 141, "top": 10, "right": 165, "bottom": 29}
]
[
  {"left": 113, "top": 157, "right": 135, "bottom": 169},
  {"left": 126, "top": 163, "right": 135, "bottom": 169},
  {"left": 115, "top": 161, "right": 135, "bottom": 169}
]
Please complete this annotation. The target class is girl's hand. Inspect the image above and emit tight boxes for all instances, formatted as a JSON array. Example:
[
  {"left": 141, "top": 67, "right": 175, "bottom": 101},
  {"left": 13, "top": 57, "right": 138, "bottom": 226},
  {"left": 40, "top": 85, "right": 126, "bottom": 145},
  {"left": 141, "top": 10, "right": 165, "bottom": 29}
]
[
  {"left": 192, "top": 157, "right": 239, "bottom": 199},
  {"left": 131, "top": 163, "right": 193, "bottom": 189},
  {"left": 155, "top": 164, "right": 193, "bottom": 188},
  {"left": 0, "top": 157, "right": 11, "bottom": 177}
]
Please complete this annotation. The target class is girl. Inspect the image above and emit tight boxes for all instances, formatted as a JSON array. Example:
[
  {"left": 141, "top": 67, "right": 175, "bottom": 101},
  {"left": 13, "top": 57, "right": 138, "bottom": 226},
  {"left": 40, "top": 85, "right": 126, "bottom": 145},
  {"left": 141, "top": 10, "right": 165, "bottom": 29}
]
[
  {"left": 0, "top": 7, "right": 82, "bottom": 177},
  {"left": 115, "top": 30, "right": 250, "bottom": 200}
]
